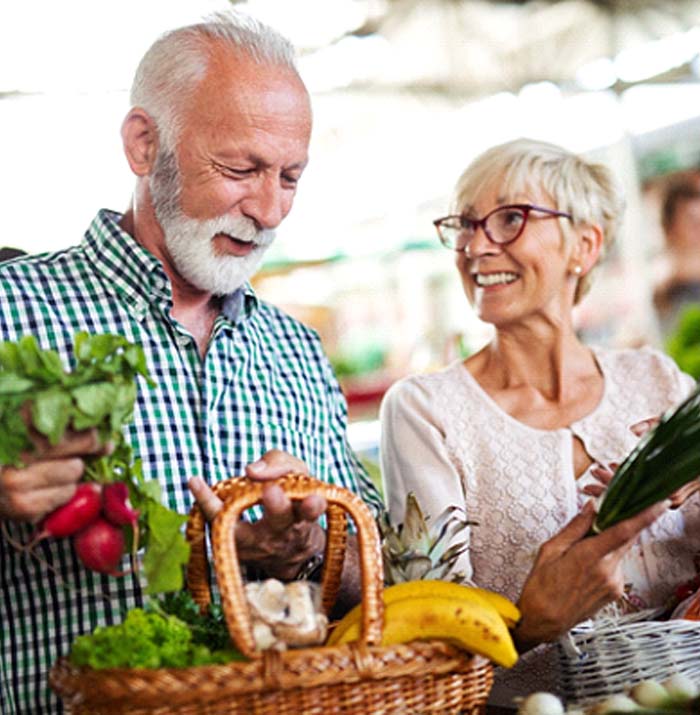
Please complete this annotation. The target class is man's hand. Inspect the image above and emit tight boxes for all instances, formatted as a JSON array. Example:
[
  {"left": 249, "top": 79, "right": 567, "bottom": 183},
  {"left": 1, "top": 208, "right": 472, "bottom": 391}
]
[
  {"left": 189, "top": 450, "right": 327, "bottom": 580},
  {"left": 514, "top": 498, "right": 670, "bottom": 652},
  {"left": 0, "top": 429, "right": 107, "bottom": 523}
]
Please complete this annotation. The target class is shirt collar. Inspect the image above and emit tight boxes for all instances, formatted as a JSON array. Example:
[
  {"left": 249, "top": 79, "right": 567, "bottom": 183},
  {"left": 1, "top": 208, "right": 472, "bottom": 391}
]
[
  {"left": 83, "top": 209, "right": 172, "bottom": 307},
  {"left": 221, "top": 283, "right": 259, "bottom": 322},
  {"left": 83, "top": 209, "right": 260, "bottom": 322}
]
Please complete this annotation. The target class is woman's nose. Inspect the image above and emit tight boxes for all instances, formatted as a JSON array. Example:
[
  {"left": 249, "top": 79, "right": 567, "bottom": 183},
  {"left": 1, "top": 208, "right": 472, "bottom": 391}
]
[{"left": 466, "top": 224, "right": 500, "bottom": 258}]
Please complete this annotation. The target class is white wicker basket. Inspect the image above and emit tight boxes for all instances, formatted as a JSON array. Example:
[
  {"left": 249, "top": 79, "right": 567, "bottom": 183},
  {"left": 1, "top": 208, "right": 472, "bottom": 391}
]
[{"left": 557, "top": 610, "right": 700, "bottom": 708}]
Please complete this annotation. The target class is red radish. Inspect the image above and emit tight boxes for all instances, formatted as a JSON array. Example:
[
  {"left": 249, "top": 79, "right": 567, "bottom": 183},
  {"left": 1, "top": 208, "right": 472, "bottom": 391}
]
[
  {"left": 31, "top": 483, "right": 102, "bottom": 544},
  {"left": 102, "top": 482, "right": 139, "bottom": 526},
  {"left": 73, "top": 518, "right": 125, "bottom": 574}
]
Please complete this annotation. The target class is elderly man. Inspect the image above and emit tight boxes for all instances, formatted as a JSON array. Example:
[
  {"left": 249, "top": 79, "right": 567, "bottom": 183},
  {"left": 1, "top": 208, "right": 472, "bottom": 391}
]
[{"left": 0, "top": 12, "right": 381, "bottom": 713}]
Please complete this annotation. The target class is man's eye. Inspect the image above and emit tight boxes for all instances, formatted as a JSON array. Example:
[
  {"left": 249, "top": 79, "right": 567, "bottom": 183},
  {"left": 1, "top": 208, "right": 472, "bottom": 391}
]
[
  {"left": 216, "top": 163, "right": 253, "bottom": 177},
  {"left": 282, "top": 174, "right": 300, "bottom": 187}
]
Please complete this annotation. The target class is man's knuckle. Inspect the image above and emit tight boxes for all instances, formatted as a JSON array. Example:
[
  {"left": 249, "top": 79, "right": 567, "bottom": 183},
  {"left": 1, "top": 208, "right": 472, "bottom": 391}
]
[
  {"left": 5, "top": 492, "right": 34, "bottom": 520},
  {"left": 0, "top": 468, "right": 22, "bottom": 491}
]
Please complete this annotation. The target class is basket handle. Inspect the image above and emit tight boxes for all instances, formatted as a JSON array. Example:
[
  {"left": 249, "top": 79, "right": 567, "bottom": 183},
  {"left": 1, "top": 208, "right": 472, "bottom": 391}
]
[
  {"left": 186, "top": 476, "right": 348, "bottom": 615},
  {"left": 186, "top": 473, "right": 385, "bottom": 659}
]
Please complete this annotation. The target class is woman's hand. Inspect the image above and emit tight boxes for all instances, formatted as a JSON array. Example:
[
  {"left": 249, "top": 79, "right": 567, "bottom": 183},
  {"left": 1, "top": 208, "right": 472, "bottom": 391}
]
[
  {"left": 188, "top": 450, "right": 327, "bottom": 581},
  {"left": 582, "top": 417, "right": 700, "bottom": 508},
  {"left": 513, "top": 499, "right": 670, "bottom": 652}
]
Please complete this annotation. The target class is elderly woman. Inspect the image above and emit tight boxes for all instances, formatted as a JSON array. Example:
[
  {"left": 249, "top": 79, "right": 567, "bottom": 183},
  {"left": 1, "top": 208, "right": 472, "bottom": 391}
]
[{"left": 380, "top": 138, "right": 700, "bottom": 704}]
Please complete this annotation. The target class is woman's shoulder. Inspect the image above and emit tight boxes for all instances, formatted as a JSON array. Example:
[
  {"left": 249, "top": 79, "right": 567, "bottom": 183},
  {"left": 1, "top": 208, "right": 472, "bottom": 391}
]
[
  {"left": 381, "top": 360, "right": 475, "bottom": 416},
  {"left": 384, "top": 360, "right": 469, "bottom": 398},
  {"left": 595, "top": 344, "right": 682, "bottom": 375},
  {"left": 594, "top": 344, "right": 694, "bottom": 400}
]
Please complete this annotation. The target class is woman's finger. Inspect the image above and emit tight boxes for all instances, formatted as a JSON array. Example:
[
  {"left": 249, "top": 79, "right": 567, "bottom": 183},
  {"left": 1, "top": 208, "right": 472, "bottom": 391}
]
[
  {"left": 590, "top": 467, "right": 613, "bottom": 484},
  {"left": 629, "top": 417, "right": 660, "bottom": 437},
  {"left": 668, "top": 479, "right": 700, "bottom": 509}
]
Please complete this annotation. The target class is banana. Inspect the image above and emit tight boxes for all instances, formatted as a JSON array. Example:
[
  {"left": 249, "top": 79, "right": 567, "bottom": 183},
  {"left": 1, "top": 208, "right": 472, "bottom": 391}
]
[
  {"left": 326, "top": 580, "right": 520, "bottom": 646},
  {"left": 331, "top": 593, "right": 519, "bottom": 668},
  {"left": 466, "top": 587, "right": 521, "bottom": 628},
  {"left": 383, "top": 581, "right": 521, "bottom": 628}
]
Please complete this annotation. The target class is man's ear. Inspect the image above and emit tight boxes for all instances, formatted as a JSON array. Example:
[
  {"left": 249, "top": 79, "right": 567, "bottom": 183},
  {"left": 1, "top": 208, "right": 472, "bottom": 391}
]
[
  {"left": 121, "top": 108, "right": 159, "bottom": 177},
  {"left": 570, "top": 223, "right": 603, "bottom": 276}
]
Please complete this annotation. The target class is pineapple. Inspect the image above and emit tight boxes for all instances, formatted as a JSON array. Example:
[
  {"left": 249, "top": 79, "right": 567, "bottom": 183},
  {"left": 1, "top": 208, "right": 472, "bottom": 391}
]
[{"left": 378, "top": 492, "right": 476, "bottom": 584}]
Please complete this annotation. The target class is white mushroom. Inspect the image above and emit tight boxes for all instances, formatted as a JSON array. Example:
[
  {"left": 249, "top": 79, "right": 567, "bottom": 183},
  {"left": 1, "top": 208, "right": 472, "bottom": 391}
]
[
  {"left": 246, "top": 579, "right": 287, "bottom": 623},
  {"left": 245, "top": 578, "right": 328, "bottom": 650}
]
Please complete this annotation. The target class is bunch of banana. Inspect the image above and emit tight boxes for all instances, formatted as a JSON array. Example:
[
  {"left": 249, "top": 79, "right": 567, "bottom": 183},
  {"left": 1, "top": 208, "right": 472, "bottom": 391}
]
[{"left": 326, "top": 580, "right": 520, "bottom": 668}]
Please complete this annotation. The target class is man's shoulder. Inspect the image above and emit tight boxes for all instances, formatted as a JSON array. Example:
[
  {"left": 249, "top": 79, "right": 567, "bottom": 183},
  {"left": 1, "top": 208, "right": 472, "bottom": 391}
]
[{"left": 0, "top": 244, "right": 85, "bottom": 278}]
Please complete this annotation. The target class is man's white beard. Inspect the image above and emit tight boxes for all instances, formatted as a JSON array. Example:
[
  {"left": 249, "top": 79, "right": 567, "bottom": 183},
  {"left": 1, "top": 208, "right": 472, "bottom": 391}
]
[
  {"left": 162, "top": 211, "right": 275, "bottom": 296},
  {"left": 150, "top": 147, "right": 275, "bottom": 296}
]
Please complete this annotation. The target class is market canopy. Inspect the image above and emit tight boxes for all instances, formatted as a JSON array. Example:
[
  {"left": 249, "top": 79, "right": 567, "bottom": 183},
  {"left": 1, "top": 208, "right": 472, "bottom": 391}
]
[{"left": 1, "top": 0, "right": 699, "bottom": 260}]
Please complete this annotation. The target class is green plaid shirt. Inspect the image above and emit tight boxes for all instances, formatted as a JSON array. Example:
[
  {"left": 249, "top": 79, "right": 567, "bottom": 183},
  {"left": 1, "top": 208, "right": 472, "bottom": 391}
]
[{"left": 0, "top": 209, "right": 382, "bottom": 714}]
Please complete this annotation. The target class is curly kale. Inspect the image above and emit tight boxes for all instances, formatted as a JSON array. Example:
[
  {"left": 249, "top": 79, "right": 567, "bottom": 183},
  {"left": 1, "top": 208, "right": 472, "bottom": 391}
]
[
  {"left": 69, "top": 607, "right": 244, "bottom": 670},
  {"left": 156, "top": 590, "right": 233, "bottom": 651}
]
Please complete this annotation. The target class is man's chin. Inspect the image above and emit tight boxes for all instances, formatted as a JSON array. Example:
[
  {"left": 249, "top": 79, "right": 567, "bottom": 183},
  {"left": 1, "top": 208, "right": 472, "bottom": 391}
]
[{"left": 189, "top": 255, "right": 264, "bottom": 296}]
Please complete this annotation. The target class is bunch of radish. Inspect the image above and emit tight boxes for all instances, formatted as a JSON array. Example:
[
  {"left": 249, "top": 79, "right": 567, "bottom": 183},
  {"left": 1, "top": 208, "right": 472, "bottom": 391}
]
[
  {"left": 0, "top": 333, "right": 190, "bottom": 593},
  {"left": 32, "top": 481, "right": 140, "bottom": 575}
]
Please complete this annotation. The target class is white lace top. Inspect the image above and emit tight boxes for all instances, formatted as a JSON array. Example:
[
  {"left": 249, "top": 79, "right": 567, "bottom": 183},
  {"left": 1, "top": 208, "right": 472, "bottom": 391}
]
[{"left": 380, "top": 345, "right": 700, "bottom": 706}]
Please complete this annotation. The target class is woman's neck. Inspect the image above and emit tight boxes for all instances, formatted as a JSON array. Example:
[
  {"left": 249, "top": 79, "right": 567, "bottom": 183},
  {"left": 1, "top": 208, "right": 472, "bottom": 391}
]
[{"left": 471, "top": 322, "right": 597, "bottom": 403}]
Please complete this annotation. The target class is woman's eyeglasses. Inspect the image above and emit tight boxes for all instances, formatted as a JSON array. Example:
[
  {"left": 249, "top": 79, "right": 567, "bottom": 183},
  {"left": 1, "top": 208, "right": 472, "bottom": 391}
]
[{"left": 433, "top": 203, "right": 573, "bottom": 251}]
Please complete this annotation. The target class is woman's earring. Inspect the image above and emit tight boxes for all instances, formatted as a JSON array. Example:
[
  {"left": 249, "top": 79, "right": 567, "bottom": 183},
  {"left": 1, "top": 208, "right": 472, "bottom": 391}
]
[{"left": 572, "top": 264, "right": 582, "bottom": 275}]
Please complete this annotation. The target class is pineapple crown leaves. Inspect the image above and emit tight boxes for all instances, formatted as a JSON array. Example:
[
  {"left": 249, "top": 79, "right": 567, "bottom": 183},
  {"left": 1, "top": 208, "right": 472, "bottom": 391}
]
[
  {"left": 593, "top": 383, "right": 700, "bottom": 533},
  {"left": 378, "top": 491, "right": 478, "bottom": 584}
]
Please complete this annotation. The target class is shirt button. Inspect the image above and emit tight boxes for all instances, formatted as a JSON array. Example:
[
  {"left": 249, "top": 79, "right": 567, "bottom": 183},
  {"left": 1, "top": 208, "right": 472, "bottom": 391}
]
[
  {"left": 176, "top": 335, "right": 190, "bottom": 347},
  {"left": 132, "top": 301, "right": 147, "bottom": 321}
]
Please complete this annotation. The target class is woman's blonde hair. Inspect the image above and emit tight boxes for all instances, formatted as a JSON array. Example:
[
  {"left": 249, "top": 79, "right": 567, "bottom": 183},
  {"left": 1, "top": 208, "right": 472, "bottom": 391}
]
[{"left": 452, "top": 138, "right": 625, "bottom": 303}]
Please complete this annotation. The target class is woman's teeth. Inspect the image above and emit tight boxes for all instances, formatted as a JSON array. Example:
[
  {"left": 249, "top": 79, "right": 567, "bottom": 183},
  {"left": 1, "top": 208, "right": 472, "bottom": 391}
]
[{"left": 474, "top": 272, "right": 518, "bottom": 287}]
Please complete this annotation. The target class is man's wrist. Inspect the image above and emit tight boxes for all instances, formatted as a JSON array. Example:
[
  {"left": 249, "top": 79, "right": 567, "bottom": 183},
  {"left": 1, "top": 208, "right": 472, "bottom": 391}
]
[{"left": 294, "top": 551, "right": 324, "bottom": 582}]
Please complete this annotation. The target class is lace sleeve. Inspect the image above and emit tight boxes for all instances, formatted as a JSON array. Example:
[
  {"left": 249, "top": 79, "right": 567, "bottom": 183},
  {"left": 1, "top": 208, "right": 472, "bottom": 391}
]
[{"left": 379, "top": 378, "right": 474, "bottom": 581}]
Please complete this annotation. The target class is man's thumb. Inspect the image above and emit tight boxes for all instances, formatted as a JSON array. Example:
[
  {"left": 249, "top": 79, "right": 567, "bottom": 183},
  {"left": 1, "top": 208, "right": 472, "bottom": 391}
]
[{"left": 188, "top": 476, "right": 223, "bottom": 522}]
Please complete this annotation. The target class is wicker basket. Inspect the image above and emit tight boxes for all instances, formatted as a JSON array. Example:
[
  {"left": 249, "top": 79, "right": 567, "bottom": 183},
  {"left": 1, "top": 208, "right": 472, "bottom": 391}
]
[
  {"left": 557, "top": 609, "right": 700, "bottom": 708},
  {"left": 51, "top": 474, "right": 494, "bottom": 715}
]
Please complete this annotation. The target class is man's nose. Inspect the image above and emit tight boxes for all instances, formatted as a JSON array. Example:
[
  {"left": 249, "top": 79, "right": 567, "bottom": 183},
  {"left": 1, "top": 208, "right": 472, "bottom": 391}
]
[{"left": 240, "top": 175, "right": 287, "bottom": 230}]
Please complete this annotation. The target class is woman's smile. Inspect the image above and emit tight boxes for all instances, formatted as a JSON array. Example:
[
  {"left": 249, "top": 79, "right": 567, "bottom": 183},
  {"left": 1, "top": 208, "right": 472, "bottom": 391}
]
[{"left": 472, "top": 271, "right": 520, "bottom": 288}]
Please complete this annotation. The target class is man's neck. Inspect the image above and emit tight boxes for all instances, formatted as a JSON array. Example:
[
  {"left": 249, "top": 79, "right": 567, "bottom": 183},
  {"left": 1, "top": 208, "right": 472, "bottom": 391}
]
[{"left": 119, "top": 204, "right": 221, "bottom": 356}]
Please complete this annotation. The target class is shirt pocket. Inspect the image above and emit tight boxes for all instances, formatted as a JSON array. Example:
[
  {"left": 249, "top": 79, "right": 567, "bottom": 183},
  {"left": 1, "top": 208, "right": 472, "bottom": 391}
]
[{"left": 256, "top": 419, "right": 327, "bottom": 478}]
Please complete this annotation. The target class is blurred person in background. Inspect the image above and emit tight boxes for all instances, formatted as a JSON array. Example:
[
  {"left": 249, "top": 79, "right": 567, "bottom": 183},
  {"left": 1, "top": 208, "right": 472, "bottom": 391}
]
[
  {"left": 380, "top": 138, "right": 700, "bottom": 705},
  {"left": 653, "top": 175, "right": 700, "bottom": 336},
  {"left": 0, "top": 11, "right": 381, "bottom": 713}
]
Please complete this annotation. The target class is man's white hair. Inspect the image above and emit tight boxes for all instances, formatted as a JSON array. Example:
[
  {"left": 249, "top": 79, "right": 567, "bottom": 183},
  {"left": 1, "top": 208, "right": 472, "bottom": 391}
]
[{"left": 130, "top": 10, "right": 298, "bottom": 151}]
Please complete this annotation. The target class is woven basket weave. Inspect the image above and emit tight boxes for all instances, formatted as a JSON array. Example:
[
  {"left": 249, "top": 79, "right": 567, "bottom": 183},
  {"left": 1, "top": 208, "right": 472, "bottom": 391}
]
[
  {"left": 558, "top": 609, "right": 700, "bottom": 708},
  {"left": 51, "top": 474, "right": 494, "bottom": 715}
]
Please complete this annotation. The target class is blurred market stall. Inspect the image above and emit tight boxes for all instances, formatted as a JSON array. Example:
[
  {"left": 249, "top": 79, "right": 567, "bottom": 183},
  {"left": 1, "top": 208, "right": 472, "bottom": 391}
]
[{"left": 2, "top": 0, "right": 700, "bottom": 442}]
